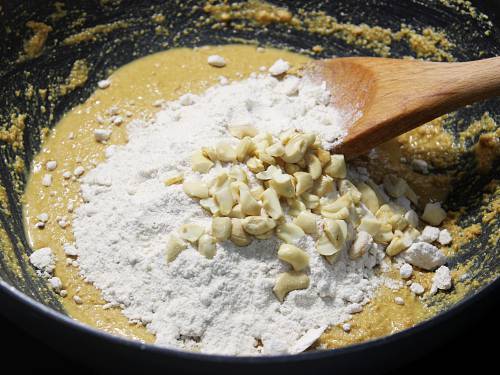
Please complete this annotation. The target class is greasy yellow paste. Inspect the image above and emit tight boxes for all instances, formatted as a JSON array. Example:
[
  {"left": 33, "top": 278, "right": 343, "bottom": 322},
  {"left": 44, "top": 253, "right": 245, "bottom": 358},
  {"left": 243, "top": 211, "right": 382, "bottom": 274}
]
[{"left": 22, "top": 44, "right": 446, "bottom": 349}]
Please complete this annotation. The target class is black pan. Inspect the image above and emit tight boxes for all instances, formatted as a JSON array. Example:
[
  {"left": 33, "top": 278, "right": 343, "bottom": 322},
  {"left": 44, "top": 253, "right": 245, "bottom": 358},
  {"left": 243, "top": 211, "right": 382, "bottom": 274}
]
[{"left": 0, "top": 1, "right": 498, "bottom": 373}]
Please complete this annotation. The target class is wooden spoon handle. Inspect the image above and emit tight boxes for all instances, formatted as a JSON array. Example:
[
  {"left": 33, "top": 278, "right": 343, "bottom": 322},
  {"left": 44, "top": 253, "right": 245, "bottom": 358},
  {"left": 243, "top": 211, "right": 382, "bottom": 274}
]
[
  {"left": 332, "top": 57, "right": 500, "bottom": 157},
  {"left": 415, "top": 57, "right": 500, "bottom": 108}
]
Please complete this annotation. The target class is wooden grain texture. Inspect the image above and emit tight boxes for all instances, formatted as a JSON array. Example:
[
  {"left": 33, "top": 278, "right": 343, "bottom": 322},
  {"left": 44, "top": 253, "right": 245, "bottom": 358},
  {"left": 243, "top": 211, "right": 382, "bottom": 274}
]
[{"left": 312, "top": 57, "right": 500, "bottom": 157}]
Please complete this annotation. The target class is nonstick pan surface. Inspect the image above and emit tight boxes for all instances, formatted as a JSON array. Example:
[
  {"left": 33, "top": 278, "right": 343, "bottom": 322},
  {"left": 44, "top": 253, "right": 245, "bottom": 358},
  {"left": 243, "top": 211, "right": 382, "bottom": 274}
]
[{"left": 0, "top": 1, "right": 498, "bottom": 373}]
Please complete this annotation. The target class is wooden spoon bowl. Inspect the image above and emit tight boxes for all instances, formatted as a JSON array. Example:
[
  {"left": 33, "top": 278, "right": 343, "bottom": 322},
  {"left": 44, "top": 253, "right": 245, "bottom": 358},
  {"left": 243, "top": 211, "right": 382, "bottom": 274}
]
[{"left": 309, "top": 57, "right": 500, "bottom": 157}]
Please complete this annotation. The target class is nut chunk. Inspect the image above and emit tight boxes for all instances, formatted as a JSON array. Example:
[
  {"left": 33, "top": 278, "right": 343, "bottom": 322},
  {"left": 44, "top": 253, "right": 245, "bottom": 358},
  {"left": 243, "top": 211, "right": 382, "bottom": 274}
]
[
  {"left": 212, "top": 217, "right": 232, "bottom": 241},
  {"left": 262, "top": 188, "right": 283, "bottom": 220},
  {"left": 273, "top": 271, "right": 310, "bottom": 302},
  {"left": 324, "top": 154, "right": 346, "bottom": 179},
  {"left": 242, "top": 216, "right": 276, "bottom": 235},
  {"left": 178, "top": 223, "right": 204, "bottom": 243},
  {"left": 191, "top": 150, "right": 214, "bottom": 173},
  {"left": 230, "top": 218, "right": 252, "bottom": 247},
  {"left": 278, "top": 244, "right": 309, "bottom": 271},
  {"left": 349, "top": 231, "right": 373, "bottom": 259},
  {"left": 183, "top": 179, "right": 209, "bottom": 198},
  {"left": 166, "top": 234, "right": 188, "bottom": 262},
  {"left": 421, "top": 202, "right": 447, "bottom": 226},
  {"left": 198, "top": 234, "right": 217, "bottom": 259}
]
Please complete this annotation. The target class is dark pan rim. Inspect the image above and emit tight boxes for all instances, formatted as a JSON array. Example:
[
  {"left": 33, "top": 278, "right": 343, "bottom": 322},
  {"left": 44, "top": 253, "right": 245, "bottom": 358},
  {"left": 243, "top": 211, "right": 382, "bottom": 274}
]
[{"left": 1, "top": 276, "right": 498, "bottom": 363}]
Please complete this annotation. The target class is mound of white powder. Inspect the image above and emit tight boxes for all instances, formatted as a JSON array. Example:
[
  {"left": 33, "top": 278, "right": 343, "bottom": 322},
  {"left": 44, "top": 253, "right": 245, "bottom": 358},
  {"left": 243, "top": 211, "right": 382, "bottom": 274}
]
[{"left": 73, "top": 73, "right": 386, "bottom": 355}]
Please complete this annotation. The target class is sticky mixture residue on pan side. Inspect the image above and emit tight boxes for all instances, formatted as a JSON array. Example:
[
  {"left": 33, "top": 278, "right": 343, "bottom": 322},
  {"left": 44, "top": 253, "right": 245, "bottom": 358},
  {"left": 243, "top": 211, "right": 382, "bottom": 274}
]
[
  {"left": 16, "top": 43, "right": 500, "bottom": 351},
  {"left": 19, "top": 21, "right": 53, "bottom": 61},
  {"left": 202, "top": 0, "right": 457, "bottom": 61}
]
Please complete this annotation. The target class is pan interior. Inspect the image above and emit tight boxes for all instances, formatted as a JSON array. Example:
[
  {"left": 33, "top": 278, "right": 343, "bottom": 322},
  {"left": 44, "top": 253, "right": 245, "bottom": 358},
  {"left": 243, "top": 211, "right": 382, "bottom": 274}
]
[{"left": 0, "top": 0, "right": 498, "bottom": 353}]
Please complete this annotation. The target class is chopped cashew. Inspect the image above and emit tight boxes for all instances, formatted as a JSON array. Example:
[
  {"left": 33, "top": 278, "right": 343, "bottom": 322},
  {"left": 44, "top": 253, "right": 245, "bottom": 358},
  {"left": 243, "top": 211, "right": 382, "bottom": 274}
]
[
  {"left": 349, "top": 231, "right": 373, "bottom": 259},
  {"left": 178, "top": 223, "right": 204, "bottom": 243},
  {"left": 324, "top": 219, "right": 347, "bottom": 249},
  {"left": 282, "top": 133, "right": 314, "bottom": 163},
  {"left": 386, "top": 230, "right": 413, "bottom": 256},
  {"left": 321, "top": 194, "right": 353, "bottom": 217},
  {"left": 200, "top": 197, "right": 220, "bottom": 215},
  {"left": 293, "top": 211, "right": 318, "bottom": 234},
  {"left": 202, "top": 146, "right": 218, "bottom": 162},
  {"left": 164, "top": 173, "right": 184, "bottom": 186},
  {"left": 246, "top": 157, "right": 265, "bottom": 173},
  {"left": 356, "top": 182, "right": 379, "bottom": 214},
  {"left": 312, "top": 175, "right": 335, "bottom": 197},
  {"left": 230, "top": 218, "right": 252, "bottom": 246},
  {"left": 228, "top": 124, "right": 257, "bottom": 139},
  {"left": 191, "top": 150, "right": 214, "bottom": 173},
  {"left": 421, "top": 202, "right": 447, "bottom": 226},
  {"left": 338, "top": 180, "right": 361, "bottom": 203},
  {"left": 273, "top": 271, "right": 310, "bottom": 302},
  {"left": 228, "top": 165, "right": 248, "bottom": 183},
  {"left": 215, "top": 141, "right": 237, "bottom": 162},
  {"left": 239, "top": 184, "right": 262, "bottom": 216},
  {"left": 183, "top": 179, "right": 209, "bottom": 198},
  {"left": 358, "top": 217, "right": 384, "bottom": 236},
  {"left": 198, "top": 234, "right": 217, "bottom": 259},
  {"left": 306, "top": 153, "right": 322, "bottom": 180},
  {"left": 276, "top": 223, "right": 305, "bottom": 244},
  {"left": 315, "top": 148, "right": 331, "bottom": 166},
  {"left": 294, "top": 172, "right": 313, "bottom": 196},
  {"left": 262, "top": 188, "right": 283, "bottom": 220},
  {"left": 256, "top": 165, "right": 282, "bottom": 180},
  {"left": 316, "top": 232, "right": 339, "bottom": 256},
  {"left": 236, "top": 137, "right": 255, "bottom": 162},
  {"left": 229, "top": 203, "right": 245, "bottom": 218},
  {"left": 213, "top": 184, "right": 234, "bottom": 216},
  {"left": 324, "top": 154, "right": 346, "bottom": 179},
  {"left": 242, "top": 216, "right": 276, "bottom": 235},
  {"left": 287, "top": 198, "right": 307, "bottom": 217},
  {"left": 301, "top": 193, "right": 320, "bottom": 209},
  {"left": 212, "top": 217, "right": 232, "bottom": 241},
  {"left": 322, "top": 206, "right": 349, "bottom": 220},
  {"left": 270, "top": 174, "right": 295, "bottom": 198},
  {"left": 278, "top": 244, "right": 309, "bottom": 271},
  {"left": 266, "top": 142, "right": 285, "bottom": 157},
  {"left": 166, "top": 234, "right": 188, "bottom": 262}
]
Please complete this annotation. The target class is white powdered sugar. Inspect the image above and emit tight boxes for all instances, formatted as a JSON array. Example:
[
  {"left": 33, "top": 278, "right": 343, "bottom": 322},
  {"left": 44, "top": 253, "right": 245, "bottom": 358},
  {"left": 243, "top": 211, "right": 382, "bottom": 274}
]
[{"left": 72, "top": 72, "right": 387, "bottom": 355}]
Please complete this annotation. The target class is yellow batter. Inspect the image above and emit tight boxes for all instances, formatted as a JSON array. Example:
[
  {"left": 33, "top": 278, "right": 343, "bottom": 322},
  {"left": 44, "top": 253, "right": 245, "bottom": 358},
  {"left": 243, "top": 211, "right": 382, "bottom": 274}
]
[{"left": 23, "top": 44, "right": 429, "bottom": 349}]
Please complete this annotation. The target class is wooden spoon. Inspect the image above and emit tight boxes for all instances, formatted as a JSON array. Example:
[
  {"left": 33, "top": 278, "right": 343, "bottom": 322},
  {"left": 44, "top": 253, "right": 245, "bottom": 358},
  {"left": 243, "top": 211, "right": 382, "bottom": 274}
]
[{"left": 309, "top": 56, "right": 500, "bottom": 157}]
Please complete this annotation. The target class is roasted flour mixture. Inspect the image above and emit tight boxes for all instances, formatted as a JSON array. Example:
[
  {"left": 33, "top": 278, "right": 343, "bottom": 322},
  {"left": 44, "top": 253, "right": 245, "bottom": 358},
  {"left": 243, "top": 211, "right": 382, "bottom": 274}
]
[{"left": 24, "top": 45, "right": 455, "bottom": 355}]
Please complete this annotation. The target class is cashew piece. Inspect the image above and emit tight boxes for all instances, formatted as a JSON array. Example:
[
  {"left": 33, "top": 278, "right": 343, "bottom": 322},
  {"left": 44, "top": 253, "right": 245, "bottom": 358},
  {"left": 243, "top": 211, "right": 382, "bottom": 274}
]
[
  {"left": 178, "top": 223, "right": 205, "bottom": 243},
  {"left": 183, "top": 179, "right": 209, "bottom": 199},
  {"left": 241, "top": 216, "right": 276, "bottom": 235},
  {"left": 293, "top": 211, "right": 318, "bottom": 234},
  {"left": 166, "top": 234, "right": 188, "bottom": 262},
  {"left": 262, "top": 188, "right": 283, "bottom": 220},
  {"left": 212, "top": 217, "right": 232, "bottom": 241},
  {"left": 230, "top": 218, "right": 252, "bottom": 246},
  {"left": 273, "top": 271, "right": 310, "bottom": 302},
  {"left": 191, "top": 150, "right": 214, "bottom": 173},
  {"left": 278, "top": 244, "right": 309, "bottom": 271},
  {"left": 198, "top": 234, "right": 217, "bottom": 259},
  {"left": 276, "top": 222, "right": 305, "bottom": 244},
  {"left": 324, "top": 154, "right": 346, "bottom": 179},
  {"left": 349, "top": 231, "right": 373, "bottom": 259}
]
